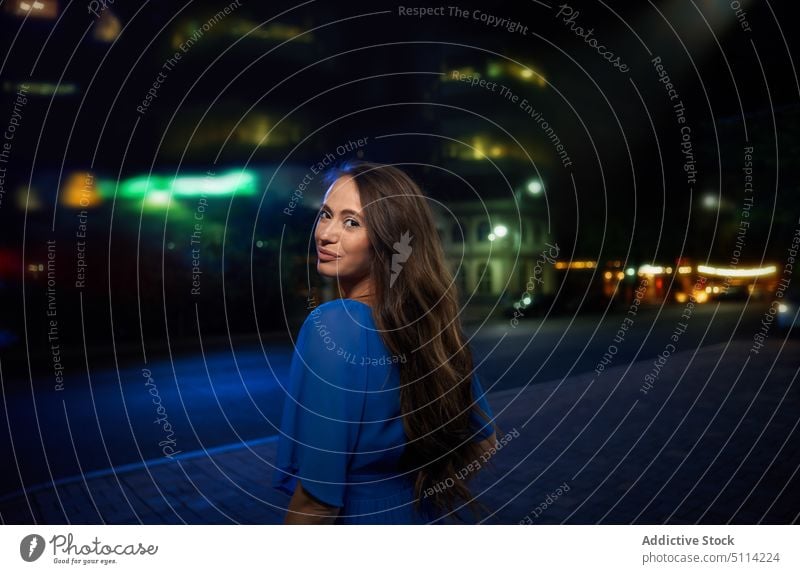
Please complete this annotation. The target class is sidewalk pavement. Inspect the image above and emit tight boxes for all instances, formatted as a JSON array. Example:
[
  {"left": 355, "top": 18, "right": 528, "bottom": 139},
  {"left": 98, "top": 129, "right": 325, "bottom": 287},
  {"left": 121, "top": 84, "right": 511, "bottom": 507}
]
[{"left": 1, "top": 339, "right": 798, "bottom": 524}]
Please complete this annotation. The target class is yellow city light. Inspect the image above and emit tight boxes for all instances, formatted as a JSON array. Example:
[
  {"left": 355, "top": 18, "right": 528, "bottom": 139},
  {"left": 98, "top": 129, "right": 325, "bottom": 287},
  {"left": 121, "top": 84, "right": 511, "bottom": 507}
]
[{"left": 697, "top": 264, "right": 777, "bottom": 277}]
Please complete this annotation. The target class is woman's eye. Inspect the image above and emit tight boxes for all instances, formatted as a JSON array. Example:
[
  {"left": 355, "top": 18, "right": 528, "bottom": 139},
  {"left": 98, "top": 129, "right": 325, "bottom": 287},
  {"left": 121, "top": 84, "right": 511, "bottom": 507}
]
[{"left": 317, "top": 210, "right": 358, "bottom": 227}]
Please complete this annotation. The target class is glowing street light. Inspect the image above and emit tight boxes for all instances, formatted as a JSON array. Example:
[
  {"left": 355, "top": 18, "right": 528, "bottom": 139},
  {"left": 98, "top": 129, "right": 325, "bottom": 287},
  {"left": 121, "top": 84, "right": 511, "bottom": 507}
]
[
  {"left": 526, "top": 179, "right": 542, "bottom": 195},
  {"left": 702, "top": 193, "right": 718, "bottom": 209},
  {"left": 493, "top": 225, "right": 508, "bottom": 238}
]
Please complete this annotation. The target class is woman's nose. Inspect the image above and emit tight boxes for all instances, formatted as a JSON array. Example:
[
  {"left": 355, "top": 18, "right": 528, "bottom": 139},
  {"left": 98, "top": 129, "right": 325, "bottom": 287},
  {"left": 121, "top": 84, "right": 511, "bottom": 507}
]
[{"left": 316, "top": 220, "right": 337, "bottom": 243}]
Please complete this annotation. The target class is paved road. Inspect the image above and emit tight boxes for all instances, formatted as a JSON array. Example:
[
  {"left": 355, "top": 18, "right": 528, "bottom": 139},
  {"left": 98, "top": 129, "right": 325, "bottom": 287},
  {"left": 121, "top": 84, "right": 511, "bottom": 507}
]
[
  {"left": 466, "top": 300, "right": 773, "bottom": 392},
  {"left": 0, "top": 300, "right": 785, "bottom": 501},
  {"left": 1, "top": 338, "right": 797, "bottom": 524}
]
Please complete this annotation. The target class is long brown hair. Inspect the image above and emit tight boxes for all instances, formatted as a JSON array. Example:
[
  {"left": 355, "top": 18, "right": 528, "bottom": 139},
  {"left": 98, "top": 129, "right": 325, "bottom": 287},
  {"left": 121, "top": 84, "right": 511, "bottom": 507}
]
[{"left": 322, "top": 161, "right": 499, "bottom": 522}]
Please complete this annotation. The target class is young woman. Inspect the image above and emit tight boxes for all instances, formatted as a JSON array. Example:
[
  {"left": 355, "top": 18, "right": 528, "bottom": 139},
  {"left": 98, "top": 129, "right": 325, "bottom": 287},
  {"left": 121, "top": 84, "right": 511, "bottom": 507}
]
[{"left": 272, "top": 161, "right": 500, "bottom": 524}]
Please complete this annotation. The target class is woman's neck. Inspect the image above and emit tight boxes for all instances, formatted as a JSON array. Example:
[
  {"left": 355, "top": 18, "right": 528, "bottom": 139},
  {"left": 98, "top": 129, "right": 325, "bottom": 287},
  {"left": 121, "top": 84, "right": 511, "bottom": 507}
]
[{"left": 337, "top": 277, "right": 374, "bottom": 307}]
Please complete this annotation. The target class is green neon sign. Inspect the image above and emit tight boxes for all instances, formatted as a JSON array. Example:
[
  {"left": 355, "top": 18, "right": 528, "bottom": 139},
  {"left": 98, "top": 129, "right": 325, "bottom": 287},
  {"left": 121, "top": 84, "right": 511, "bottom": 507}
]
[{"left": 118, "top": 170, "right": 257, "bottom": 200}]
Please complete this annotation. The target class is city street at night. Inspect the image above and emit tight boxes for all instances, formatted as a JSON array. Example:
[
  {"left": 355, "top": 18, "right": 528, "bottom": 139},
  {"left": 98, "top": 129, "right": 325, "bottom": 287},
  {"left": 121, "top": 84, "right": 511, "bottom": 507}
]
[
  {"left": 1, "top": 2, "right": 799, "bottom": 569},
  {"left": 2, "top": 298, "right": 797, "bottom": 524}
]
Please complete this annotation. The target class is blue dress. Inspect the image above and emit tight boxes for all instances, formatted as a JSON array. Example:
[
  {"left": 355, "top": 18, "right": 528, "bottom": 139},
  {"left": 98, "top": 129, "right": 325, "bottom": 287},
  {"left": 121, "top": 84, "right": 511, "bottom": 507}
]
[{"left": 272, "top": 298, "right": 495, "bottom": 524}]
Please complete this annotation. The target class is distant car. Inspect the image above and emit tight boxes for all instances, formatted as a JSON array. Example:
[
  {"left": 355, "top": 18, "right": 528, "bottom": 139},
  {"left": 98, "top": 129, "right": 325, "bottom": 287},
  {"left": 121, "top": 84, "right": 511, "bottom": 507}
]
[{"left": 776, "top": 282, "right": 800, "bottom": 333}]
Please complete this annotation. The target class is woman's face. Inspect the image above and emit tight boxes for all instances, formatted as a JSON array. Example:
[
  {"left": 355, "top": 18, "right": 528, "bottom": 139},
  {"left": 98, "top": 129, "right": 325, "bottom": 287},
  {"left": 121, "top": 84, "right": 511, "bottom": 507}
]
[{"left": 315, "top": 175, "right": 372, "bottom": 284}]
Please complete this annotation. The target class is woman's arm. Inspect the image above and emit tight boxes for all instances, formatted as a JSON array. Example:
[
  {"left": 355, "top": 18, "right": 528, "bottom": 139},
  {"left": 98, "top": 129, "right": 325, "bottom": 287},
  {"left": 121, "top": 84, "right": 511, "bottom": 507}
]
[{"left": 284, "top": 479, "right": 341, "bottom": 524}]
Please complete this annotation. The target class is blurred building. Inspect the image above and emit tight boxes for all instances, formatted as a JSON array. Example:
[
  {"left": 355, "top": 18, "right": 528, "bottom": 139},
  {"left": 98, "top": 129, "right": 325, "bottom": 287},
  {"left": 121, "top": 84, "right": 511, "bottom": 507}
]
[
  {"left": 431, "top": 196, "right": 554, "bottom": 302},
  {"left": 425, "top": 49, "right": 558, "bottom": 303}
]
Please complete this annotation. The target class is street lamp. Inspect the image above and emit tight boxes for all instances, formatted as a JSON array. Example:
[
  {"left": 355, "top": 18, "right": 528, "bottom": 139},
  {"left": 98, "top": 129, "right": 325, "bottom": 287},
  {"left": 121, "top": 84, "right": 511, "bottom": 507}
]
[
  {"left": 526, "top": 179, "right": 542, "bottom": 195},
  {"left": 702, "top": 193, "right": 718, "bottom": 209}
]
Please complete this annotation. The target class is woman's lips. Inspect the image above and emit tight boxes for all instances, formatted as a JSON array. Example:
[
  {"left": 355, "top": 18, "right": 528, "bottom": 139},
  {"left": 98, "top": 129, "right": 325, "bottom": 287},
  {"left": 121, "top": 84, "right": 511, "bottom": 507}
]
[{"left": 317, "top": 247, "right": 340, "bottom": 262}]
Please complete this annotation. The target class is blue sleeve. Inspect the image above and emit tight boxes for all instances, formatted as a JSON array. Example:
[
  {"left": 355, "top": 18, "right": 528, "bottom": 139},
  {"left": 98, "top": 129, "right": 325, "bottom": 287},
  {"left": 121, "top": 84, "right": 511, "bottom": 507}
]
[
  {"left": 469, "top": 372, "right": 495, "bottom": 442},
  {"left": 271, "top": 301, "right": 369, "bottom": 508}
]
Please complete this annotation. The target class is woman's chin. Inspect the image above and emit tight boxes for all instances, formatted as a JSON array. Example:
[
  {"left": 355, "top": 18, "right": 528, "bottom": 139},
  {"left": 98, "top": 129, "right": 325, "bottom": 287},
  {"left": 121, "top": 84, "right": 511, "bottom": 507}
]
[{"left": 316, "top": 261, "right": 343, "bottom": 277}]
